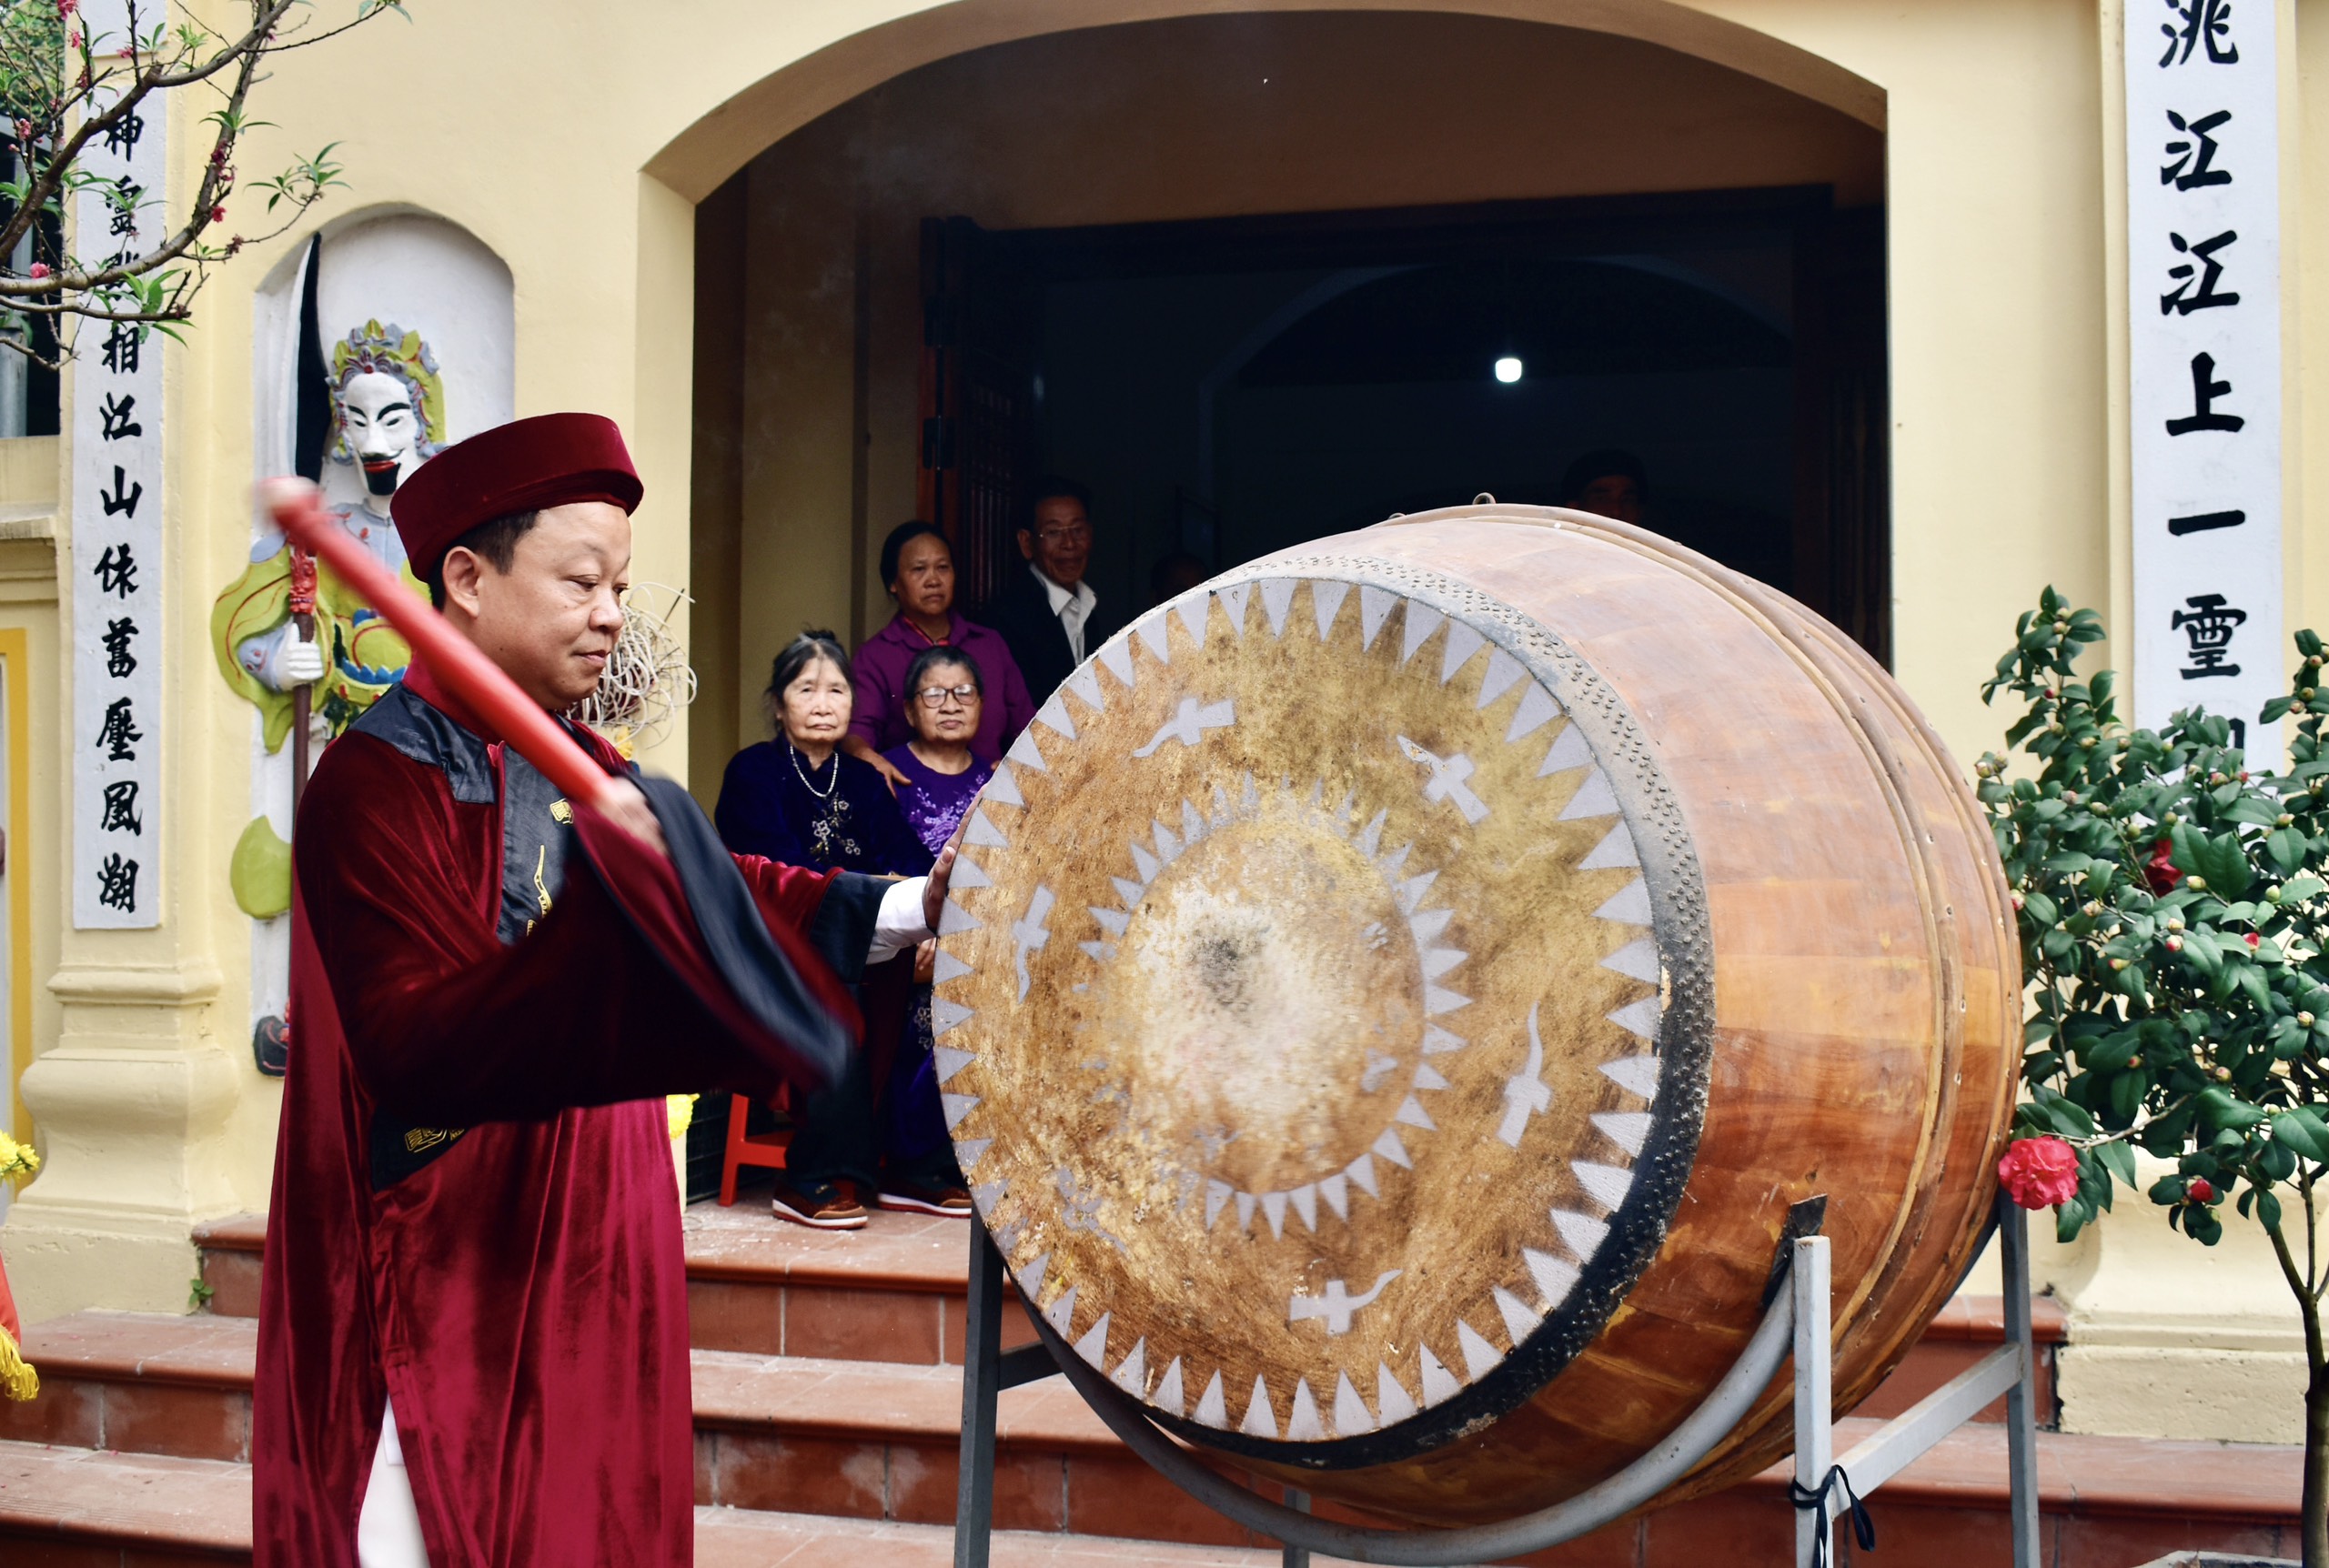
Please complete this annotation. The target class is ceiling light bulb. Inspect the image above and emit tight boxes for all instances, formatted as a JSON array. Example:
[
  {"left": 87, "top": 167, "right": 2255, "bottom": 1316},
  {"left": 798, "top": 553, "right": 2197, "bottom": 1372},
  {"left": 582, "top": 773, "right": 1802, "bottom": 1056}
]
[{"left": 1494, "top": 356, "right": 1523, "bottom": 384}]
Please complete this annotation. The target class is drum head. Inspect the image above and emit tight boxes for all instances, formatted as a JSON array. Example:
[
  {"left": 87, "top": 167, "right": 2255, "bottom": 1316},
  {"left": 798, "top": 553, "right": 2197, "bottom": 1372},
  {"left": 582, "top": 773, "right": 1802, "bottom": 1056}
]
[{"left": 936, "top": 555, "right": 1714, "bottom": 1465}]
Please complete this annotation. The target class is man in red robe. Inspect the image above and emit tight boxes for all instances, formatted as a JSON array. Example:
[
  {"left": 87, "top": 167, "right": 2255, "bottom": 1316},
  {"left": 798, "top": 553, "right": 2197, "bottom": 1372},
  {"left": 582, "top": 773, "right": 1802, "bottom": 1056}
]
[{"left": 252, "top": 414, "right": 952, "bottom": 1565}]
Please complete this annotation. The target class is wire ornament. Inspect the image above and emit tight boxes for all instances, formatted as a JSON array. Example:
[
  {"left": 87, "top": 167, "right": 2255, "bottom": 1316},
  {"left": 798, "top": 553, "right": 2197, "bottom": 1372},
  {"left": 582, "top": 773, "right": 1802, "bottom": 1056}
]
[{"left": 568, "top": 582, "right": 699, "bottom": 755}]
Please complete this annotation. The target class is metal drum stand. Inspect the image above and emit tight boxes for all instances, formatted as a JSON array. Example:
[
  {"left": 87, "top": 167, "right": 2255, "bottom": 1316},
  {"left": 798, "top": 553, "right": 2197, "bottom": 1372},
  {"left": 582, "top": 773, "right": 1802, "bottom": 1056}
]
[{"left": 953, "top": 1193, "right": 2044, "bottom": 1568}]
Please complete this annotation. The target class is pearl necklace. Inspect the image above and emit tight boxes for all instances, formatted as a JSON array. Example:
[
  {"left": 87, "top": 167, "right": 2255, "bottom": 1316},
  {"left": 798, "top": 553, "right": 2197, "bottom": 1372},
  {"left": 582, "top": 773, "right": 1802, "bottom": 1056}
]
[{"left": 787, "top": 740, "right": 839, "bottom": 800}]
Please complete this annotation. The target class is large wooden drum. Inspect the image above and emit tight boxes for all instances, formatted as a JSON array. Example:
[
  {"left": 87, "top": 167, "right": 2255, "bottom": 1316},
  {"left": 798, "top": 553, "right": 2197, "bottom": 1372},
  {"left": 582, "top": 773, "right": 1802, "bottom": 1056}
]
[{"left": 933, "top": 506, "right": 2020, "bottom": 1525}]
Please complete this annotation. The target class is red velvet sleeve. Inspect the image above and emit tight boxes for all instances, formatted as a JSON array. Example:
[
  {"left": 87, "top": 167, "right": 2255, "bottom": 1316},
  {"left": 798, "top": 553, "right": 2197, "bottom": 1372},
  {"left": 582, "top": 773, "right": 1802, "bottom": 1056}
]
[
  {"left": 733, "top": 852, "right": 840, "bottom": 940},
  {"left": 297, "top": 734, "right": 833, "bottom": 1125}
]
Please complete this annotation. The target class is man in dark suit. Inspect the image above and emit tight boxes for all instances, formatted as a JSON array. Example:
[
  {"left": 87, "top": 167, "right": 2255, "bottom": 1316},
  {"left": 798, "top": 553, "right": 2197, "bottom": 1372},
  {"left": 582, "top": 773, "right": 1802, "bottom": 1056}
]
[{"left": 972, "top": 477, "right": 1125, "bottom": 700}]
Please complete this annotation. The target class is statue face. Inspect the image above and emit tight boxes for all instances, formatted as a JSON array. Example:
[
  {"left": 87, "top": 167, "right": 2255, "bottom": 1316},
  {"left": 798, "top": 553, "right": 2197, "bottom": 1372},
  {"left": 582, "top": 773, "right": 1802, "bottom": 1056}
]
[{"left": 337, "top": 370, "right": 423, "bottom": 497}]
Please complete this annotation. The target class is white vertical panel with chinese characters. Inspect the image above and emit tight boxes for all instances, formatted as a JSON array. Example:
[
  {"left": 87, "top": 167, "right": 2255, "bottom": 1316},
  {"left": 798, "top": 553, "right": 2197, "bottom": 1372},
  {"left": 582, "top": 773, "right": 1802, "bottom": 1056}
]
[
  {"left": 2127, "top": 0, "right": 2284, "bottom": 759},
  {"left": 70, "top": 18, "right": 166, "bottom": 930}
]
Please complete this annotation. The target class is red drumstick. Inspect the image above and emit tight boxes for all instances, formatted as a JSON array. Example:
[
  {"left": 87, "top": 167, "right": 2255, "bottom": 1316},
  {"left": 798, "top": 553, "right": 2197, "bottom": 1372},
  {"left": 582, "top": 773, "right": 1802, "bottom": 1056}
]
[{"left": 259, "top": 477, "right": 622, "bottom": 813}]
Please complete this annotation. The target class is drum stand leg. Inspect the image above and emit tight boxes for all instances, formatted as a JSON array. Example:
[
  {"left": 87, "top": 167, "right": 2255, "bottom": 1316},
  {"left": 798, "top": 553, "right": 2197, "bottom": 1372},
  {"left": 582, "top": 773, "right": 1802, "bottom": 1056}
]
[
  {"left": 1792, "top": 1194, "right": 2045, "bottom": 1568},
  {"left": 954, "top": 1218, "right": 1067, "bottom": 1568},
  {"left": 1999, "top": 1197, "right": 2044, "bottom": 1568},
  {"left": 1792, "top": 1232, "right": 1834, "bottom": 1568},
  {"left": 952, "top": 1219, "right": 1326, "bottom": 1567},
  {"left": 1281, "top": 1488, "right": 1311, "bottom": 1568},
  {"left": 953, "top": 1219, "right": 1005, "bottom": 1568}
]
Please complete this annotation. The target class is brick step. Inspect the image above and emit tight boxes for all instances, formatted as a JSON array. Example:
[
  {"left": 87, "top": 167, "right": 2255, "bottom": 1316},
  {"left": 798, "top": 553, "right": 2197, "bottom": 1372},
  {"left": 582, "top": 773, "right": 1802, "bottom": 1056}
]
[
  {"left": 0, "top": 1309, "right": 2295, "bottom": 1563},
  {"left": 194, "top": 1204, "right": 1044, "bottom": 1367},
  {"left": 0, "top": 1302, "right": 2052, "bottom": 1476},
  {"left": 0, "top": 1439, "right": 1284, "bottom": 1566},
  {"left": 0, "top": 1417, "right": 2298, "bottom": 1568},
  {"left": 196, "top": 1204, "right": 2065, "bottom": 1416},
  {"left": 0, "top": 1309, "right": 1183, "bottom": 1538}
]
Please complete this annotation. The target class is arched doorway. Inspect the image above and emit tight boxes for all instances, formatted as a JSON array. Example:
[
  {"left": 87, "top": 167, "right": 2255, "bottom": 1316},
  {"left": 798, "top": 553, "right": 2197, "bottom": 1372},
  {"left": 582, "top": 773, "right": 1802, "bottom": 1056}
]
[{"left": 681, "top": 7, "right": 1886, "bottom": 797}]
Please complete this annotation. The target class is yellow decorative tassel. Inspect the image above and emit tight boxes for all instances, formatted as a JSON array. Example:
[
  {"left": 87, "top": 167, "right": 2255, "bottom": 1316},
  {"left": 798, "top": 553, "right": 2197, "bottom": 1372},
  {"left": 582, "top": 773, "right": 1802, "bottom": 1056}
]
[{"left": 0, "top": 1323, "right": 37, "bottom": 1402}]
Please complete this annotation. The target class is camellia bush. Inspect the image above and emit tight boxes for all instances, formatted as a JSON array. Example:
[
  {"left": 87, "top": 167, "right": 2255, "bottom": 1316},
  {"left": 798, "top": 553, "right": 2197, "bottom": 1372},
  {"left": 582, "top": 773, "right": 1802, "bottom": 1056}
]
[{"left": 1979, "top": 588, "right": 2329, "bottom": 1564}]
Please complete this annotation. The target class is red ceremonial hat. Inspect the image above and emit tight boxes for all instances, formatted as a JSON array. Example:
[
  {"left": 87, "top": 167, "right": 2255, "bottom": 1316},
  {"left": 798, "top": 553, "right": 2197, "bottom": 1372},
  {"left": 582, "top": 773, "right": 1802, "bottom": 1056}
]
[{"left": 389, "top": 411, "right": 643, "bottom": 573}]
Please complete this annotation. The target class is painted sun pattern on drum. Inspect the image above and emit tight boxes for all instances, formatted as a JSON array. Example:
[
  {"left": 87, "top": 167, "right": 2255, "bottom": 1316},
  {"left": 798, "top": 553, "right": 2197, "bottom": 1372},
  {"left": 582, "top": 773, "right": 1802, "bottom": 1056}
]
[{"left": 935, "top": 570, "right": 1703, "bottom": 1462}]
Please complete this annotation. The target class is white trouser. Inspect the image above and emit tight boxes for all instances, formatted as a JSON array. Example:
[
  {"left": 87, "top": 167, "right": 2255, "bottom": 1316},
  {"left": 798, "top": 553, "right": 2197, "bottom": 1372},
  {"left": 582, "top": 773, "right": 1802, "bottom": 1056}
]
[{"left": 358, "top": 1396, "right": 431, "bottom": 1568}]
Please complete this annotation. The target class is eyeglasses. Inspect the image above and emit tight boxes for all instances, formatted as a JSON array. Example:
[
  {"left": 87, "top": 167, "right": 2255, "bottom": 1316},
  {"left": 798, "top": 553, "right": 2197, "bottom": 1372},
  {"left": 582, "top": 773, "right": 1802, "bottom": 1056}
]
[
  {"left": 1033, "top": 523, "right": 1092, "bottom": 545},
  {"left": 915, "top": 683, "right": 979, "bottom": 708}
]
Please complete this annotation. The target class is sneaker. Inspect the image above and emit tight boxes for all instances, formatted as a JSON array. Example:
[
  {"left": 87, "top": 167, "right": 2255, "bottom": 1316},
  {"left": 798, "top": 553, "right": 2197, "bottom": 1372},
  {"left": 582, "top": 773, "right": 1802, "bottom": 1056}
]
[
  {"left": 877, "top": 1180, "right": 974, "bottom": 1218},
  {"left": 771, "top": 1178, "right": 868, "bottom": 1230}
]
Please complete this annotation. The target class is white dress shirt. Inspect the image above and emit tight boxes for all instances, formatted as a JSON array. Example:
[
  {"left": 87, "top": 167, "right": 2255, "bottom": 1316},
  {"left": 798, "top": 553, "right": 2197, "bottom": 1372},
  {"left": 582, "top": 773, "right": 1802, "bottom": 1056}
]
[
  {"left": 870, "top": 876, "right": 935, "bottom": 963},
  {"left": 1032, "top": 565, "right": 1099, "bottom": 664}
]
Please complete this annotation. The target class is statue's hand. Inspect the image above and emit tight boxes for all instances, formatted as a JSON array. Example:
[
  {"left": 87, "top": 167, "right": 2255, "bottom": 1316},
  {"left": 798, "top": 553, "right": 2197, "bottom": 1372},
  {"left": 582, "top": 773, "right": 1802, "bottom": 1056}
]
[{"left": 280, "top": 634, "right": 326, "bottom": 686}]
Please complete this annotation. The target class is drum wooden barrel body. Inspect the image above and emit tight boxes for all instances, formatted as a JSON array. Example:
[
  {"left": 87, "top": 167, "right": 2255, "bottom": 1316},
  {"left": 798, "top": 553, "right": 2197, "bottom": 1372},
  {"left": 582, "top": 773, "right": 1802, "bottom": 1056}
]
[{"left": 933, "top": 507, "right": 2020, "bottom": 1525}]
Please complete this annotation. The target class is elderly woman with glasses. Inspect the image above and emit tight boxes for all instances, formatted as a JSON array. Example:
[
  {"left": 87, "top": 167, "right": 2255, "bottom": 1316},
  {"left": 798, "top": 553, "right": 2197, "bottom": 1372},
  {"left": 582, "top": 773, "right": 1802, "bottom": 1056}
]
[
  {"left": 884, "top": 645, "right": 994, "bottom": 860},
  {"left": 873, "top": 645, "right": 993, "bottom": 1206}
]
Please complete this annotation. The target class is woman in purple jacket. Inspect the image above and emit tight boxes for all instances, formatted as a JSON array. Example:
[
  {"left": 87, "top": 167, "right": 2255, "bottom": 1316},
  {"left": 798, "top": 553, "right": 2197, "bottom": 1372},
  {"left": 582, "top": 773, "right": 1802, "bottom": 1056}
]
[{"left": 845, "top": 521, "right": 1036, "bottom": 787}]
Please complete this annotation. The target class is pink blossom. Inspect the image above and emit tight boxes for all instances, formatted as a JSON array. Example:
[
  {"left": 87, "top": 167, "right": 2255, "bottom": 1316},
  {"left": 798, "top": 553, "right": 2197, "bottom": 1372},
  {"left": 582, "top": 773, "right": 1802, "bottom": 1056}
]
[
  {"left": 1998, "top": 1136, "right": 2080, "bottom": 1210},
  {"left": 27, "top": 263, "right": 49, "bottom": 279}
]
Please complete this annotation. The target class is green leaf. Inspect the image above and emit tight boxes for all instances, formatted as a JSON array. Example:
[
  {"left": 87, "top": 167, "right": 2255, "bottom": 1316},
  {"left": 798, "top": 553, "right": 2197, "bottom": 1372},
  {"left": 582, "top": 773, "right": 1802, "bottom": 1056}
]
[
  {"left": 2197, "top": 1086, "right": 2266, "bottom": 1131},
  {"left": 2237, "top": 964, "right": 2274, "bottom": 1011},
  {"left": 2284, "top": 876, "right": 2327, "bottom": 904},
  {"left": 2259, "top": 1187, "right": 2285, "bottom": 1231},
  {"left": 2179, "top": 930, "right": 2222, "bottom": 976},
  {"left": 2274, "top": 1108, "right": 2329, "bottom": 1161},
  {"left": 2097, "top": 1138, "right": 2138, "bottom": 1189},
  {"left": 2195, "top": 833, "right": 2253, "bottom": 899},
  {"left": 2039, "top": 1090, "right": 2097, "bottom": 1137},
  {"left": 2268, "top": 828, "right": 2307, "bottom": 876}
]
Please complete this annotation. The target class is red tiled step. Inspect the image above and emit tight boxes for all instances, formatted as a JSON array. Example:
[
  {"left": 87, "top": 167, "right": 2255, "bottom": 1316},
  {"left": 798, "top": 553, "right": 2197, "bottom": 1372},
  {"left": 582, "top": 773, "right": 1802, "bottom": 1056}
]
[
  {"left": 195, "top": 1205, "right": 1043, "bottom": 1367},
  {"left": 1856, "top": 1292, "right": 2069, "bottom": 1425},
  {"left": 0, "top": 1312, "right": 254, "bottom": 1462},
  {"left": 199, "top": 1204, "right": 2066, "bottom": 1418},
  {"left": 0, "top": 1441, "right": 248, "bottom": 1564},
  {"left": 0, "top": 1418, "right": 2297, "bottom": 1568},
  {"left": 3, "top": 1308, "right": 2294, "bottom": 1562},
  {"left": 0, "top": 1440, "right": 1283, "bottom": 1566},
  {"left": 189, "top": 1214, "right": 264, "bottom": 1321},
  {"left": 0, "top": 1310, "right": 1232, "bottom": 1541},
  {"left": 692, "top": 1506, "right": 1280, "bottom": 1565}
]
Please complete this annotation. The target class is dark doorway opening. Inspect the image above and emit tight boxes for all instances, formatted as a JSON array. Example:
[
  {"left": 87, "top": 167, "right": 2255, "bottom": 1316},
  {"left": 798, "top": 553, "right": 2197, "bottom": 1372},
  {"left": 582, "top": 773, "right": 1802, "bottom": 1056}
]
[{"left": 917, "top": 187, "right": 1887, "bottom": 661}]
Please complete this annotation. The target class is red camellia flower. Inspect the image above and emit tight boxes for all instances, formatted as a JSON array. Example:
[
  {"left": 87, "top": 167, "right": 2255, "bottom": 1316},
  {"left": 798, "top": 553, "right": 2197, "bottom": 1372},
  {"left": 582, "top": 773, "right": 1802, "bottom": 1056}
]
[
  {"left": 2246, "top": 931, "right": 2262, "bottom": 949},
  {"left": 1998, "top": 1135, "right": 2081, "bottom": 1210},
  {"left": 2145, "top": 838, "right": 2179, "bottom": 894},
  {"left": 2188, "top": 1177, "right": 2216, "bottom": 1203}
]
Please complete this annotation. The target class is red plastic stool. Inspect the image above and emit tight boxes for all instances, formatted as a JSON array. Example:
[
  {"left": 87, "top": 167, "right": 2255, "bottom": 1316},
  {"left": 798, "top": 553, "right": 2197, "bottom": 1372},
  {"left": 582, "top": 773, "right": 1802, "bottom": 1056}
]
[{"left": 718, "top": 1091, "right": 794, "bottom": 1205}]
